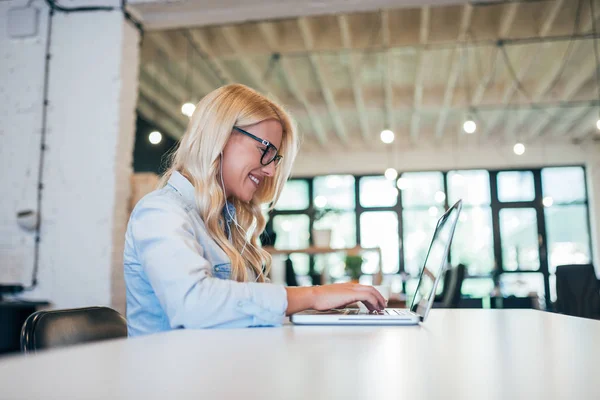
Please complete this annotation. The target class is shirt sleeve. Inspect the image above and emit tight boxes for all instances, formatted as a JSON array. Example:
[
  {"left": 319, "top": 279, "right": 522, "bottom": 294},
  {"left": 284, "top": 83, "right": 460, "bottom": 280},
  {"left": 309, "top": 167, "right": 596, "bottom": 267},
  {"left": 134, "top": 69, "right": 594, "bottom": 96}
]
[{"left": 130, "top": 197, "right": 288, "bottom": 329}]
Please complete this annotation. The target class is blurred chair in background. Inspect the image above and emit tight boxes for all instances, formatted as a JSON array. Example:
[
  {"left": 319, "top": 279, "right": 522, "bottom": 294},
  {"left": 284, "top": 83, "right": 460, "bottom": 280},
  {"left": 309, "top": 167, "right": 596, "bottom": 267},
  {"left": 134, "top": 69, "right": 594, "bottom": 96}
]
[
  {"left": 555, "top": 264, "right": 600, "bottom": 319},
  {"left": 21, "top": 306, "right": 127, "bottom": 353}
]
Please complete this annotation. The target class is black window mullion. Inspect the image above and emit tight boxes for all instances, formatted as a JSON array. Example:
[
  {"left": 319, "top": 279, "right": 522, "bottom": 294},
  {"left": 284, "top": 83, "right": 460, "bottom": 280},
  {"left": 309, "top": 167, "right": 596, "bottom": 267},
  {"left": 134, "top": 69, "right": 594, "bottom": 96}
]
[
  {"left": 489, "top": 171, "right": 504, "bottom": 287},
  {"left": 533, "top": 169, "right": 551, "bottom": 308}
]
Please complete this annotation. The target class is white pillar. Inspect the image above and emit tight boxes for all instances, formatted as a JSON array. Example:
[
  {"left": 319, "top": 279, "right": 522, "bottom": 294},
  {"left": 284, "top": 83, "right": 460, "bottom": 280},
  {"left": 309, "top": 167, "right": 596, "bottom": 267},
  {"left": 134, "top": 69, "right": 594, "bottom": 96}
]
[{"left": 0, "top": 1, "right": 140, "bottom": 313}]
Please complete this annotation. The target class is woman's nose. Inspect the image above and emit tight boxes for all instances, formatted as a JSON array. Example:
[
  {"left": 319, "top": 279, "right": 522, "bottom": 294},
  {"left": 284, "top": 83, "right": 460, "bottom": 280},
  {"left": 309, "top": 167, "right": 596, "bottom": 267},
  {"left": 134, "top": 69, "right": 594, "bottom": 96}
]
[{"left": 261, "top": 162, "right": 276, "bottom": 177}]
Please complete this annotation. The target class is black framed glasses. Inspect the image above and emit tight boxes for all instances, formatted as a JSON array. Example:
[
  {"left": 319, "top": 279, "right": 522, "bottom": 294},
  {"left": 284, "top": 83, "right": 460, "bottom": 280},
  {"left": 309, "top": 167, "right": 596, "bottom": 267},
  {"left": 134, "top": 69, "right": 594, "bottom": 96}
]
[{"left": 233, "top": 126, "right": 283, "bottom": 167}]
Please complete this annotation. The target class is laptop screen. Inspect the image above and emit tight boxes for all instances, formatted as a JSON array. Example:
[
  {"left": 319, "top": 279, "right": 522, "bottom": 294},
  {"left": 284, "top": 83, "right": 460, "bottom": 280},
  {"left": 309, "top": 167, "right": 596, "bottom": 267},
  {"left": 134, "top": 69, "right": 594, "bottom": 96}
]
[{"left": 409, "top": 200, "right": 462, "bottom": 321}]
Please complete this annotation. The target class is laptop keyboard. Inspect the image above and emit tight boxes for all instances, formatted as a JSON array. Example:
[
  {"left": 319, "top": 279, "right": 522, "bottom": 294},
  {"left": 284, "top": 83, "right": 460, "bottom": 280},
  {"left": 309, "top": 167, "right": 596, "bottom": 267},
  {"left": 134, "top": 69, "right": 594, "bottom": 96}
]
[{"left": 346, "top": 309, "right": 409, "bottom": 316}]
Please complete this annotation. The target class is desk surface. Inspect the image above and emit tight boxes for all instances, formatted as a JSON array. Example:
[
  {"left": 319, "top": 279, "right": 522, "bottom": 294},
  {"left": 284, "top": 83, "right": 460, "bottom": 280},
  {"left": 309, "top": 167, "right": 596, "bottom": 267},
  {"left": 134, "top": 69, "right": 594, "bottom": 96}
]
[{"left": 1, "top": 310, "right": 599, "bottom": 400}]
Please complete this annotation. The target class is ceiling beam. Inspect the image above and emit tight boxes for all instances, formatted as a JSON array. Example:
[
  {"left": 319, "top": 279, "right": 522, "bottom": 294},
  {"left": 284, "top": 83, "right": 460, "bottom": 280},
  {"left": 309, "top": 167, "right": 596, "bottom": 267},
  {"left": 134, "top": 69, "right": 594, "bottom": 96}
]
[
  {"left": 410, "top": 6, "right": 430, "bottom": 143},
  {"left": 129, "top": 0, "right": 469, "bottom": 30},
  {"left": 434, "top": 4, "right": 473, "bottom": 138},
  {"left": 338, "top": 15, "right": 370, "bottom": 144},
  {"left": 381, "top": 10, "right": 394, "bottom": 135},
  {"left": 545, "top": 106, "right": 595, "bottom": 139},
  {"left": 220, "top": 26, "right": 273, "bottom": 95},
  {"left": 539, "top": 0, "right": 564, "bottom": 37},
  {"left": 147, "top": 33, "right": 214, "bottom": 97},
  {"left": 187, "top": 29, "right": 236, "bottom": 84},
  {"left": 298, "top": 17, "right": 349, "bottom": 146},
  {"left": 527, "top": 57, "right": 598, "bottom": 139},
  {"left": 137, "top": 94, "right": 187, "bottom": 140},
  {"left": 517, "top": 12, "right": 598, "bottom": 140},
  {"left": 472, "top": 3, "right": 518, "bottom": 107},
  {"left": 257, "top": 21, "right": 327, "bottom": 147},
  {"left": 138, "top": 78, "right": 190, "bottom": 132},
  {"left": 568, "top": 107, "right": 597, "bottom": 140},
  {"left": 481, "top": 1, "right": 567, "bottom": 139}
]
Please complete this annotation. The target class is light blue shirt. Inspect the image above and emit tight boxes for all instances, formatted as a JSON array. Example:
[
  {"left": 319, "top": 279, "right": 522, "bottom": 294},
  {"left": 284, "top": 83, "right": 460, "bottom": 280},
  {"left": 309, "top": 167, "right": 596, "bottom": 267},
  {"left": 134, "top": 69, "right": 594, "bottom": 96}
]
[{"left": 123, "top": 171, "right": 288, "bottom": 337}]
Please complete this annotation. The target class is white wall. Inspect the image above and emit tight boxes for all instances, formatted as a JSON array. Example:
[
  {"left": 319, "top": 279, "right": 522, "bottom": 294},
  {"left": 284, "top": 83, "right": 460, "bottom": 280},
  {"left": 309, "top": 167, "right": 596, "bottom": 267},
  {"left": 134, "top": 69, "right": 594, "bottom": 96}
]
[
  {"left": 0, "top": 1, "right": 139, "bottom": 313},
  {"left": 293, "top": 142, "right": 600, "bottom": 272}
]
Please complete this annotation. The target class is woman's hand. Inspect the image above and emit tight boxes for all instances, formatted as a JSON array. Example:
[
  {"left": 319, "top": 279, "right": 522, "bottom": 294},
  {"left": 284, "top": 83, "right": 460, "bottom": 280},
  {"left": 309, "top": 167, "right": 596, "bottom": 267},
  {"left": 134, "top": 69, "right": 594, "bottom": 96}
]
[{"left": 285, "top": 283, "right": 387, "bottom": 315}]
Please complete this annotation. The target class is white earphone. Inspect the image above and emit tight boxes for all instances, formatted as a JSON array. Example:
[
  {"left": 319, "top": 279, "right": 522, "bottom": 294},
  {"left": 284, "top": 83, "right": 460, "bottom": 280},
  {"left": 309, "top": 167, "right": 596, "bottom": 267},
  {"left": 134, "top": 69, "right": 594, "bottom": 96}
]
[{"left": 220, "top": 152, "right": 263, "bottom": 282}]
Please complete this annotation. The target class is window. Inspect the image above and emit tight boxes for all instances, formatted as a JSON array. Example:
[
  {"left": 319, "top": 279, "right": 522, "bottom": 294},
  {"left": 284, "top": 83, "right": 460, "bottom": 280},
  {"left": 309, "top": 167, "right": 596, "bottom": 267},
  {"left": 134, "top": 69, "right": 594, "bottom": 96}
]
[
  {"left": 542, "top": 167, "right": 586, "bottom": 203},
  {"left": 399, "top": 172, "right": 444, "bottom": 207},
  {"left": 267, "top": 165, "right": 594, "bottom": 309},
  {"left": 359, "top": 176, "right": 398, "bottom": 207},
  {"left": 275, "top": 180, "right": 309, "bottom": 210},
  {"left": 497, "top": 171, "right": 535, "bottom": 202},
  {"left": 272, "top": 215, "right": 309, "bottom": 250},
  {"left": 313, "top": 175, "right": 355, "bottom": 209},
  {"left": 542, "top": 167, "right": 591, "bottom": 274},
  {"left": 360, "top": 212, "right": 399, "bottom": 274},
  {"left": 402, "top": 208, "right": 440, "bottom": 276},
  {"left": 499, "top": 208, "right": 539, "bottom": 271},
  {"left": 448, "top": 170, "right": 493, "bottom": 275}
]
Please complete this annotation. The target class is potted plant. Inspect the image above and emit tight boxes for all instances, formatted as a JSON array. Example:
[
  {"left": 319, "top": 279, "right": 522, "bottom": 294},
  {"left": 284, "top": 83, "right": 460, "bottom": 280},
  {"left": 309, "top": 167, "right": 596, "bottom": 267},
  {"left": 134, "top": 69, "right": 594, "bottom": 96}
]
[{"left": 345, "top": 254, "right": 363, "bottom": 283}]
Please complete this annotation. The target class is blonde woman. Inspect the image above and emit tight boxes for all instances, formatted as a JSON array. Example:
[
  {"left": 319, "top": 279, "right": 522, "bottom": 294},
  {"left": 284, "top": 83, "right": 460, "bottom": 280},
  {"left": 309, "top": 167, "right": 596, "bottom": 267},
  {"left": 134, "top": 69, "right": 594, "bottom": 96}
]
[{"left": 124, "top": 84, "right": 386, "bottom": 336}]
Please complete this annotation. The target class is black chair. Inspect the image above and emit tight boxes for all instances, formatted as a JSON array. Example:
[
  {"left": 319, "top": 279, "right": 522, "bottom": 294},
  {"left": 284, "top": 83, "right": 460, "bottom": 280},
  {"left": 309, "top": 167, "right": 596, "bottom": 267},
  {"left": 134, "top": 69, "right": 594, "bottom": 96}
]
[
  {"left": 435, "top": 264, "right": 466, "bottom": 308},
  {"left": 20, "top": 306, "right": 127, "bottom": 353},
  {"left": 555, "top": 264, "right": 600, "bottom": 319}
]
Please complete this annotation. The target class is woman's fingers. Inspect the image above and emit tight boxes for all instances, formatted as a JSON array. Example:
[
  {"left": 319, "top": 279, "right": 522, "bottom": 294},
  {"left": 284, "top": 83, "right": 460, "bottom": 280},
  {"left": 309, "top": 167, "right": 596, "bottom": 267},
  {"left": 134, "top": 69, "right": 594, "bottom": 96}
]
[{"left": 354, "top": 285, "right": 387, "bottom": 309}]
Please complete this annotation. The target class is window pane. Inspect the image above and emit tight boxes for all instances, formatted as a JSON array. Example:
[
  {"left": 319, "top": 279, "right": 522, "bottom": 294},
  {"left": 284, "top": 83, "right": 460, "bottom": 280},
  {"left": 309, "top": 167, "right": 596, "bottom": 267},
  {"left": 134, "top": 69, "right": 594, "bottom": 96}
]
[
  {"left": 461, "top": 278, "right": 494, "bottom": 298},
  {"left": 275, "top": 180, "right": 309, "bottom": 210},
  {"left": 500, "top": 273, "right": 544, "bottom": 298},
  {"left": 313, "top": 212, "right": 356, "bottom": 249},
  {"left": 399, "top": 172, "right": 444, "bottom": 207},
  {"left": 360, "top": 211, "right": 399, "bottom": 274},
  {"left": 447, "top": 170, "right": 490, "bottom": 205},
  {"left": 542, "top": 167, "right": 586, "bottom": 204},
  {"left": 272, "top": 215, "right": 309, "bottom": 250},
  {"left": 545, "top": 205, "right": 592, "bottom": 273},
  {"left": 289, "top": 253, "right": 310, "bottom": 276},
  {"left": 313, "top": 175, "right": 355, "bottom": 210},
  {"left": 497, "top": 171, "right": 535, "bottom": 202},
  {"left": 402, "top": 208, "right": 443, "bottom": 276},
  {"left": 359, "top": 176, "right": 398, "bottom": 207},
  {"left": 499, "top": 209, "right": 539, "bottom": 271},
  {"left": 451, "top": 207, "right": 494, "bottom": 274},
  {"left": 315, "top": 253, "right": 346, "bottom": 280}
]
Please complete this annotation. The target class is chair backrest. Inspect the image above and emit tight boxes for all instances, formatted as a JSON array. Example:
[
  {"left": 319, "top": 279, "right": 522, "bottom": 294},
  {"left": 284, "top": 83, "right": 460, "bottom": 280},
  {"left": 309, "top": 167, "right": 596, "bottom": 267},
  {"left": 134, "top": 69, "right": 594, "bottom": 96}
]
[
  {"left": 20, "top": 306, "right": 127, "bottom": 353},
  {"left": 555, "top": 264, "right": 600, "bottom": 319},
  {"left": 441, "top": 264, "right": 466, "bottom": 308}
]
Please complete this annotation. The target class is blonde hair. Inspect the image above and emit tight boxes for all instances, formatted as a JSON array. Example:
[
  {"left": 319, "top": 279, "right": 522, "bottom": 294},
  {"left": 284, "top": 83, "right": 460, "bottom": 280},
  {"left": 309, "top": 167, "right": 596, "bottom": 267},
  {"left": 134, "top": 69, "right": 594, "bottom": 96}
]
[{"left": 159, "top": 84, "right": 299, "bottom": 282}]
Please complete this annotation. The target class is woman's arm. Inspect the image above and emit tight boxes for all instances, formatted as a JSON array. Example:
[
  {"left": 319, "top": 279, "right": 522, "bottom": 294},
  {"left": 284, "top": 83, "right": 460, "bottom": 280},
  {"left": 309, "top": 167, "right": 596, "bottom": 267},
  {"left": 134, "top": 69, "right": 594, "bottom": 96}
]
[{"left": 285, "top": 283, "right": 386, "bottom": 315}]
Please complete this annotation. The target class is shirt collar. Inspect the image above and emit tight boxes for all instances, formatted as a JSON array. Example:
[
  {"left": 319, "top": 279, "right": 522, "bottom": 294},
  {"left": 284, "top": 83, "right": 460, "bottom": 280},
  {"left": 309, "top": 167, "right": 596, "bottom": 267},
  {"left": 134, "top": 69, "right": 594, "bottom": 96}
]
[{"left": 167, "top": 171, "right": 197, "bottom": 207}]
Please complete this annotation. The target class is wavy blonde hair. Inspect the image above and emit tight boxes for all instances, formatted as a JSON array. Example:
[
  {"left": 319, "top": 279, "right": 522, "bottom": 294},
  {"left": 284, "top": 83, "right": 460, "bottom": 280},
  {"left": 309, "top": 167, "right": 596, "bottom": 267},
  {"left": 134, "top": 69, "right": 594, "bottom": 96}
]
[{"left": 159, "top": 84, "right": 299, "bottom": 282}]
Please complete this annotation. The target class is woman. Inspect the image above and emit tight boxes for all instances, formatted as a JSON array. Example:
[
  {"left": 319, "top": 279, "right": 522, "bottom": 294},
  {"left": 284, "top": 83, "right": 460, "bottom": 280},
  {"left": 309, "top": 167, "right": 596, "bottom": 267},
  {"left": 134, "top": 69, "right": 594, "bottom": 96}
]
[{"left": 124, "top": 84, "right": 386, "bottom": 336}]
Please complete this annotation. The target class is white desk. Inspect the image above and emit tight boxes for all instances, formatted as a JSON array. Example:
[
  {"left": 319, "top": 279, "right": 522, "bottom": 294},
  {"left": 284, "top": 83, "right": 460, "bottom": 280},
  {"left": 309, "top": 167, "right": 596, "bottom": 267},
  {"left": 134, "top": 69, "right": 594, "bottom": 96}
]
[{"left": 1, "top": 310, "right": 599, "bottom": 400}]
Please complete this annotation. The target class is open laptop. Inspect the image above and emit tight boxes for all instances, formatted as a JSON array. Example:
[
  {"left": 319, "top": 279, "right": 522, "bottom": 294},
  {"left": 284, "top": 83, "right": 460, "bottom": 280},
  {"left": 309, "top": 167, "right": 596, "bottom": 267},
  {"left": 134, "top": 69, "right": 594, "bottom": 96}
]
[{"left": 291, "top": 199, "right": 463, "bottom": 325}]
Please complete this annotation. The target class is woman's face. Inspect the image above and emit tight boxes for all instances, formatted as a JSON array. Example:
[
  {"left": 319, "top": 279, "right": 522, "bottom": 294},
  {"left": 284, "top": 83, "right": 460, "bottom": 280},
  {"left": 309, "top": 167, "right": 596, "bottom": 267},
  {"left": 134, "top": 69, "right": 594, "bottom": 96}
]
[{"left": 221, "top": 119, "right": 282, "bottom": 202}]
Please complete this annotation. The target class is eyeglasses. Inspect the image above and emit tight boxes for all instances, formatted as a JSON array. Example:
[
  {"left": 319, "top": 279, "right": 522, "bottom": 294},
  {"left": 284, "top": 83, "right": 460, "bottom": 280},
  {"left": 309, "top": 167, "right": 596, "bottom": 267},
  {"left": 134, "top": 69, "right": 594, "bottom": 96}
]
[{"left": 233, "top": 126, "right": 283, "bottom": 167}]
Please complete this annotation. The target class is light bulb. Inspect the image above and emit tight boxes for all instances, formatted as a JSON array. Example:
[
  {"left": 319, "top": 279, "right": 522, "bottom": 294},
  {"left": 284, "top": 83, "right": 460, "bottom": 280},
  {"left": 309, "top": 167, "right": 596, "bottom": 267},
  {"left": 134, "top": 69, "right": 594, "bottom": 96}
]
[
  {"left": 596, "top": 119, "right": 600, "bottom": 131},
  {"left": 513, "top": 143, "right": 525, "bottom": 155},
  {"left": 385, "top": 168, "right": 398, "bottom": 180},
  {"left": 314, "top": 195, "right": 328, "bottom": 208},
  {"left": 380, "top": 130, "right": 395, "bottom": 144},
  {"left": 396, "top": 177, "right": 409, "bottom": 190},
  {"left": 434, "top": 191, "right": 446, "bottom": 204},
  {"left": 149, "top": 131, "right": 162, "bottom": 145},
  {"left": 428, "top": 206, "right": 439, "bottom": 217},
  {"left": 463, "top": 119, "right": 476, "bottom": 134},
  {"left": 181, "top": 102, "right": 196, "bottom": 117},
  {"left": 543, "top": 196, "right": 554, "bottom": 207}
]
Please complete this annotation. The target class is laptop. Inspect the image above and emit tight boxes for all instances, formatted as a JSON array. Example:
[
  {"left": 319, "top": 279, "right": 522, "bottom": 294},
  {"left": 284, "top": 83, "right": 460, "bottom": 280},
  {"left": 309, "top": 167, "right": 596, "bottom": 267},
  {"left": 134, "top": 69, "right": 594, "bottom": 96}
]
[{"left": 290, "top": 199, "right": 463, "bottom": 325}]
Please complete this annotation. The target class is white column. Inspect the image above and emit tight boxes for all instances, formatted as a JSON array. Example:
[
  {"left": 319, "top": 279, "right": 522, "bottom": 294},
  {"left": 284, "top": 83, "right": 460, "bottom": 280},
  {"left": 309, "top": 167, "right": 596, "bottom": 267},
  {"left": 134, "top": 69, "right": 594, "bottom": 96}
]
[{"left": 0, "top": 1, "right": 140, "bottom": 313}]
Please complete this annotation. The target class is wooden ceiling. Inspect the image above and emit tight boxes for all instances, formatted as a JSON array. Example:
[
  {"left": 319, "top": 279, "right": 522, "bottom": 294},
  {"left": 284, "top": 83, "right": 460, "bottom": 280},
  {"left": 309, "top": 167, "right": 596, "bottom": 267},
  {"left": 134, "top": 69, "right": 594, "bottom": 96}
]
[{"left": 137, "top": 0, "right": 600, "bottom": 151}]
